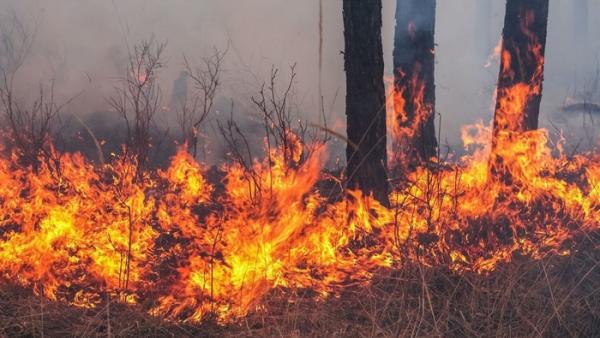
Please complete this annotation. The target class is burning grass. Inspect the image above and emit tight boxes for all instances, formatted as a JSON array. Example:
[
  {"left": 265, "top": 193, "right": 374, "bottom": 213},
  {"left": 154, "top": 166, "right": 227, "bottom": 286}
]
[
  {"left": 0, "top": 4, "right": 597, "bottom": 335},
  {"left": 0, "top": 118, "right": 598, "bottom": 327},
  {"left": 2, "top": 233, "right": 600, "bottom": 337},
  {"left": 0, "top": 31, "right": 598, "bottom": 331}
]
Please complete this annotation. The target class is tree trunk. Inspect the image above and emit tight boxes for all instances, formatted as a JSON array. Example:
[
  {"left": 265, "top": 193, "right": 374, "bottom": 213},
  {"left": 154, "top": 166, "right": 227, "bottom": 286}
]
[
  {"left": 491, "top": 0, "right": 549, "bottom": 180},
  {"left": 392, "top": 0, "right": 437, "bottom": 170},
  {"left": 493, "top": 0, "right": 549, "bottom": 138},
  {"left": 343, "top": 0, "right": 389, "bottom": 205}
]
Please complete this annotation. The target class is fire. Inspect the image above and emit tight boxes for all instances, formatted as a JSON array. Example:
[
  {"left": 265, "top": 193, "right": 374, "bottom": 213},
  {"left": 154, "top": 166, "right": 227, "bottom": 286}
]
[
  {"left": 0, "top": 6, "right": 598, "bottom": 325},
  {"left": 493, "top": 8, "right": 545, "bottom": 137},
  {"left": 386, "top": 64, "right": 432, "bottom": 168},
  {"left": 0, "top": 149, "right": 158, "bottom": 305},
  {"left": 495, "top": 82, "right": 540, "bottom": 132},
  {"left": 0, "top": 116, "right": 597, "bottom": 322}
]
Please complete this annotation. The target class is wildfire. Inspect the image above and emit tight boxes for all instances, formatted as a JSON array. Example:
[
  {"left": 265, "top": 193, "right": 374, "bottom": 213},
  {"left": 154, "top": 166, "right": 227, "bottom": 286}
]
[
  {"left": 493, "top": 8, "right": 546, "bottom": 138},
  {"left": 386, "top": 65, "right": 433, "bottom": 168},
  {"left": 0, "top": 112, "right": 598, "bottom": 322},
  {"left": 0, "top": 6, "right": 598, "bottom": 325}
]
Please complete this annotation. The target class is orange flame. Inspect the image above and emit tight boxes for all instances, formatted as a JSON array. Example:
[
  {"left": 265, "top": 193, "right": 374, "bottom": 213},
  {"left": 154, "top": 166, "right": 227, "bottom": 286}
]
[
  {"left": 386, "top": 64, "right": 433, "bottom": 168},
  {"left": 0, "top": 9, "right": 597, "bottom": 324},
  {"left": 0, "top": 121, "right": 598, "bottom": 322}
]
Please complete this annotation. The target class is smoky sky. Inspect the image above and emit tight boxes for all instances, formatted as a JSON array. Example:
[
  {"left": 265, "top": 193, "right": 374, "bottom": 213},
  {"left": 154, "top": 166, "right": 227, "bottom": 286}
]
[{"left": 1, "top": 0, "right": 598, "bottom": 160}]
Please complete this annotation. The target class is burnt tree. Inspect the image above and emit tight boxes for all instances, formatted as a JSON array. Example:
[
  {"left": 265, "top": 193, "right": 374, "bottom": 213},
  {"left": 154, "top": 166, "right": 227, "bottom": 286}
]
[
  {"left": 343, "top": 0, "right": 389, "bottom": 205},
  {"left": 392, "top": 0, "right": 438, "bottom": 169},
  {"left": 491, "top": 0, "right": 549, "bottom": 181},
  {"left": 493, "top": 0, "right": 549, "bottom": 138}
]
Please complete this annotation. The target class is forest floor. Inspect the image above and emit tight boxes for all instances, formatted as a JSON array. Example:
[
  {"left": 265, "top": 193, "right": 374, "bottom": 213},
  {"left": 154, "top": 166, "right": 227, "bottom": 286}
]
[{"left": 1, "top": 231, "right": 600, "bottom": 337}]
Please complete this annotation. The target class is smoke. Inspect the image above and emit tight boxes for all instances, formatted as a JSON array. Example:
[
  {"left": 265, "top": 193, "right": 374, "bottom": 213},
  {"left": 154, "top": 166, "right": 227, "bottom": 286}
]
[{"left": 0, "top": 0, "right": 598, "bottom": 162}]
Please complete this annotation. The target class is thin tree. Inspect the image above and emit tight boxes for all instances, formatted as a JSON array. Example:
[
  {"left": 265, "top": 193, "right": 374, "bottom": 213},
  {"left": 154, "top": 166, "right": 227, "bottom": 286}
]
[
  {"left": 492, "top": 0, "right": 549, "bottom": 140},
  {"left": 343, "top": 0, "right": 389, "bottom": 205},
  {"left": 392, "top": 0, "right": 438, "bottom": 170},
  {"left": 178, "top": 49, "right": 225, "bottom": 159}
]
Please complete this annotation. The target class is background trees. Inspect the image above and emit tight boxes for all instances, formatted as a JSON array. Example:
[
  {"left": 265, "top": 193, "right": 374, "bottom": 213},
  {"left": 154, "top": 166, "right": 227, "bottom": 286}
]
[{"left": 392, "top": 0, "right": 438, "bottom": 170}]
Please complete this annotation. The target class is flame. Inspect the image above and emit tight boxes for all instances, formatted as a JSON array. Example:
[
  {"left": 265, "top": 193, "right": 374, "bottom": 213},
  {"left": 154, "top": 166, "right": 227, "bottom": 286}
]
[
  {"left": 493, "top": 9, "right": 545, "bottom": 136},
  {"left": 386, "top": 64, "right": 433, "bottom": 168},
  {"left": 0, "top": 117, "right": 597, "bottom": 322},
  {"left": 0, "top": 8, "right": 598, "bottom": 324},
  {"left": 0, "top": 149, "right": 158, "bottom": 304}
]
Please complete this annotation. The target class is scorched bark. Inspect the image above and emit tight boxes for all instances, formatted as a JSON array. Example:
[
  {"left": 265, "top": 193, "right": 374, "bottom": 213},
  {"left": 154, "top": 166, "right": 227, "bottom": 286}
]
[
  {"left": 393, "top": 0, "right": 438, "bottom": 168},
  {"left": 493, "top": 0, "right": 549, "bottom": 135},
  {"left": 343, "top": 0, "right": 389, "bottom": 205}
]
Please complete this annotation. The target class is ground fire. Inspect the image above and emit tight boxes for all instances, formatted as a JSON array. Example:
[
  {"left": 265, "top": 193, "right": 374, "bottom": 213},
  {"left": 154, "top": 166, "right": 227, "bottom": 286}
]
[{"left": 0, "top": 0, "right": 599, "bottom": 336}]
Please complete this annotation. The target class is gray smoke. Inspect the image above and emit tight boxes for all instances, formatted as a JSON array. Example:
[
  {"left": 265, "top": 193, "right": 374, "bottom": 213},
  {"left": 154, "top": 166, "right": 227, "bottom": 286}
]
[{"left": 0, "top": 0, "right": 598, "bottom": 163}]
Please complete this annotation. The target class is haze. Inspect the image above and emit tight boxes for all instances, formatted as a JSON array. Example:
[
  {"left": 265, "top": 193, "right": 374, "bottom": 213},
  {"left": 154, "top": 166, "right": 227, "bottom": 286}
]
[{"left": 1, "top": 0, "right": 598, "bottom": 161}]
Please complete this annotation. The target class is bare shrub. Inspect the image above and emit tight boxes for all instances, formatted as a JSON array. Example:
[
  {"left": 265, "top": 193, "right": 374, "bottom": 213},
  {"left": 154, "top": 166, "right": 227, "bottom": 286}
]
[
  {"left": 218, "top": 102, "right": 264, "bottom": 202},
  {"left": 108, "top": 39, "right": 166, "bottom": 179},
  {"left": 177, "top": 49, "right": 226, "bottom": 158},
  {"left": 0, "top": 12, "right": 32, "bottom": 78},
  {"left": 250, "top": 65, "right": 317, "bottom": 167},
  {"left": 0, "top": 81, "right": 71, "bottom": 172},
  {"left": 218, "top": 65, "right": 323, "bottom": 202},
  {"left": 0, "top": 14, "right": 69, "bottom": 173}
]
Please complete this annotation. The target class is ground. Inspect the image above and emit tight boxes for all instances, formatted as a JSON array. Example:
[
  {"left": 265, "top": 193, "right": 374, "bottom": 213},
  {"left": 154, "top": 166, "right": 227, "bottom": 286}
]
[{"left": 1, "top": 231, "right": 600, "bottom": 337}]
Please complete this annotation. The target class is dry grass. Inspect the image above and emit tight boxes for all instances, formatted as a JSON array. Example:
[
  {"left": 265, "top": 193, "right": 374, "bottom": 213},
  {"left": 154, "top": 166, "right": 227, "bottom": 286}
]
[
  {"left": 238, "top": 231, "right": 600, "bottom": 338},
  {"left": 1, "top": 231, "right": 600, "bottom": 337},
  {"left": 0, "top": 285, "right": 219, "bottom": 337}
]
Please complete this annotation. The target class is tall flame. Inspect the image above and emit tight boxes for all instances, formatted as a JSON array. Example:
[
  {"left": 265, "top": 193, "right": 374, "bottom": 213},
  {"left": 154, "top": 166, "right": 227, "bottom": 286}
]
[
  {"left": 0, "top": 119, "right": 597, "bottom": 322},
  {"left": 0, "top": 7, "right": 598, "bottom": 324}
]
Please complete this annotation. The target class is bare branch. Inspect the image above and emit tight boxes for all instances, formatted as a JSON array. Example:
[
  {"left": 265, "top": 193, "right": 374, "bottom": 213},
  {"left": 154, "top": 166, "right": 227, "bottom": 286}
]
[
  {"left": 177, "top": 48, "right": 226, "bottom": 158},
  {"left": 108, "top": 38, "right": 166, "bottom": 179}
]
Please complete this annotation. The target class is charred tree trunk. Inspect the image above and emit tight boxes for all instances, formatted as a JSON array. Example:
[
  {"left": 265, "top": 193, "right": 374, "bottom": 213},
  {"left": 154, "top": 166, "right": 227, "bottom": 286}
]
[
  {"left": 493, "top": 0, "right": 549, "bottom": 138},
  {"left": 491, "top": 0, "right": 549, "bottom": 180},
  {"left": 392, "top": 0, "right": 437, "bottom": 170},
  {"left": 343, "top": 0, "right": 389, "bottom": 205}
]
